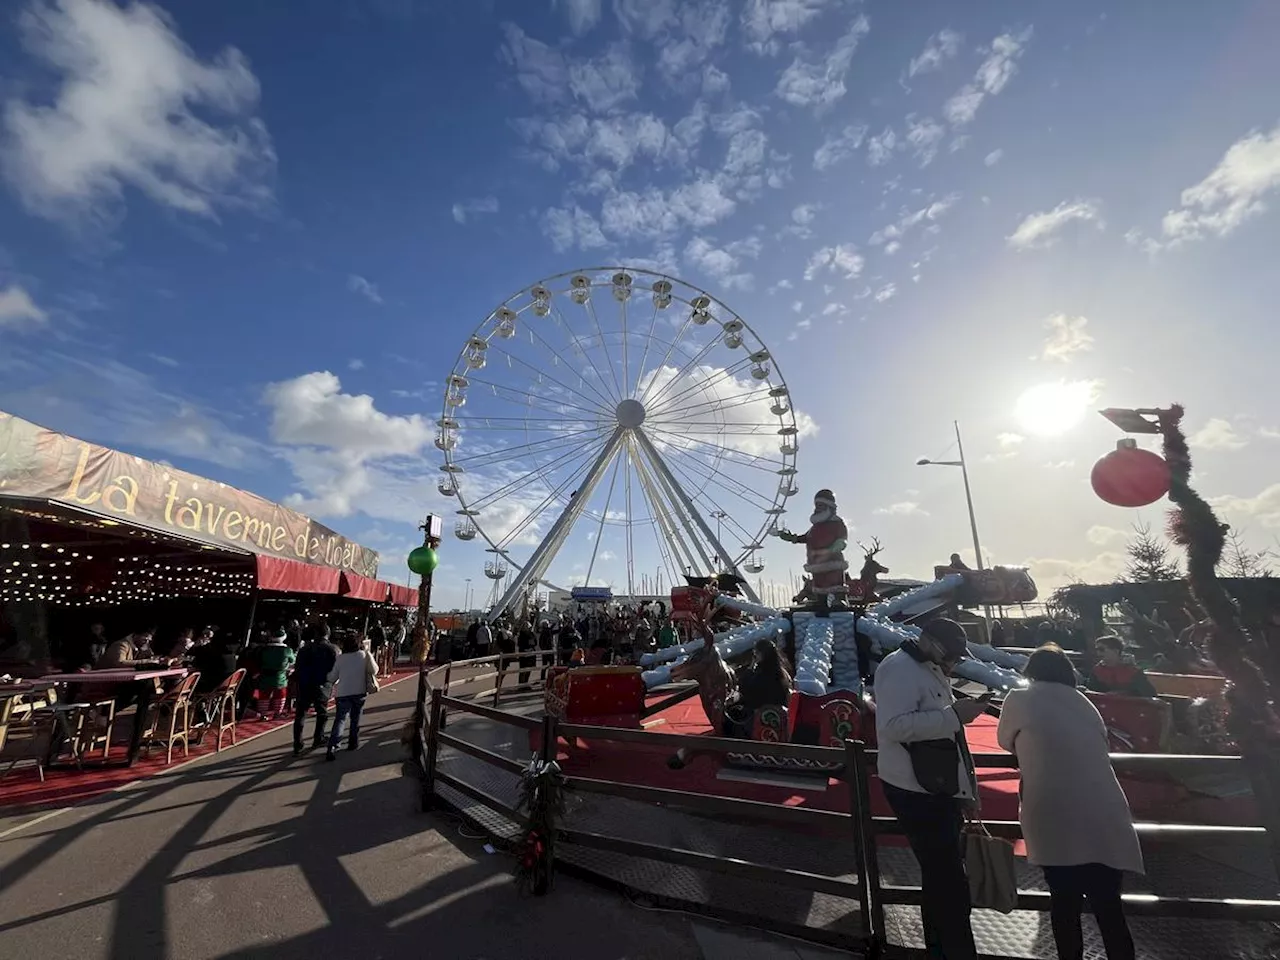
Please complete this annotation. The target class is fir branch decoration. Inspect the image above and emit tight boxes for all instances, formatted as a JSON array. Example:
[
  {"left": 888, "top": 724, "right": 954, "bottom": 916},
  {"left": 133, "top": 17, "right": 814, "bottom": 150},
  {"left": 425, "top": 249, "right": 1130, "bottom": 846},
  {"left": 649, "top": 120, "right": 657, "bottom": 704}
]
[
  {"left": 1158, "top": 405, "right": 1279, "bottom": 741},
  {"left": 514, "top": 757, "right": 565, "bottom": 896}
]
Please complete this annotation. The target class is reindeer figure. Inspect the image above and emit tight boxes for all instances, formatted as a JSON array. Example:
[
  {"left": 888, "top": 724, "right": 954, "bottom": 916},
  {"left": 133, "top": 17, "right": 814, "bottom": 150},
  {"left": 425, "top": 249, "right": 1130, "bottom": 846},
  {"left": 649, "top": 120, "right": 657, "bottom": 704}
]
[
  {"left": 667, "top": 613, "right": 738, "bottom": 769},
  {"left": 848, "top": 538, "right": 889, "bottom": 603}
]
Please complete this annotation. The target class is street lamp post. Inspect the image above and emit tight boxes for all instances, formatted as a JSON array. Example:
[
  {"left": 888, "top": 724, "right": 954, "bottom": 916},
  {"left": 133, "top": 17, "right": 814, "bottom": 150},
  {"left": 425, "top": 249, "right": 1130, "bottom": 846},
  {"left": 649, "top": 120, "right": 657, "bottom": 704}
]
[
  {"left": 918, "top": 420, "right": 991, "bottom": 640},
  {"left": 464, "top": 577, "right": 472, "bottom": 612}
]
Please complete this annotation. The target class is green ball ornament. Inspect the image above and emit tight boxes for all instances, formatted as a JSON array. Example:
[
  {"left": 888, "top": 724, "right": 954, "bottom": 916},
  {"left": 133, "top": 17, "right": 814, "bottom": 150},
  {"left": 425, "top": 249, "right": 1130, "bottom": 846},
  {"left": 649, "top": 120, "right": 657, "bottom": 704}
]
[{"left": 407, "top": 546, "right": 439, "bottom": 576}]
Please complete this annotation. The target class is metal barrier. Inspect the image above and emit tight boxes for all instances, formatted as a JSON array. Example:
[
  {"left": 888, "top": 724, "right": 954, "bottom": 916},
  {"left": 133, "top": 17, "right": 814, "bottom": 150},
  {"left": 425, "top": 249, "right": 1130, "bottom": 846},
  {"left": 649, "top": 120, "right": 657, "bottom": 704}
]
[{"left": 411, "top": 664, "right": 1280, "bottom": 956}]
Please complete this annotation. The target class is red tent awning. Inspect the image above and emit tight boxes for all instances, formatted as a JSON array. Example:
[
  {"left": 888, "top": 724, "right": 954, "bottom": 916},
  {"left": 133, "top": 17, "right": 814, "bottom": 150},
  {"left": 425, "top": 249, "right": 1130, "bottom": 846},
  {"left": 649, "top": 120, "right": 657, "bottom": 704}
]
[
  {"left": 340, "top": 570, "right": 389, "bottom": 602},
  {"left": 256, "top": 556, "right": 342, "bottom": 594},
  {"left": 387, "top": 583, "right": 418, "bottom": 607}
]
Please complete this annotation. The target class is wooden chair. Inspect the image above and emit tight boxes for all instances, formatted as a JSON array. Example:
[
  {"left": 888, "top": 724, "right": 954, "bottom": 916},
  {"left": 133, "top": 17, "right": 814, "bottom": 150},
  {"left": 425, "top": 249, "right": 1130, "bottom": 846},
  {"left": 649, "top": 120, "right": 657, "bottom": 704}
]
[
  {"left": 142, "top": 672, "right": 201, "bottom": 764},
  {"left": 191, "top": 669, "right": 245, "bottom": 752},
  {"left": 0, "top": 697, "right": 57, "bottom": 782}
]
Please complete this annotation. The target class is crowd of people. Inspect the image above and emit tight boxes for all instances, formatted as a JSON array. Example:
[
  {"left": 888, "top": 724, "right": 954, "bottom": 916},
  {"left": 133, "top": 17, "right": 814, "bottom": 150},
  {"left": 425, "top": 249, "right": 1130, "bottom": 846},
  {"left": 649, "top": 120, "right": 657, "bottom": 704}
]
[
  {"left": 443, "top": 602, "right": 683, "bottom": 670},
  {"left": 54, "top": 611, "right": 409, "bottom": 761}
]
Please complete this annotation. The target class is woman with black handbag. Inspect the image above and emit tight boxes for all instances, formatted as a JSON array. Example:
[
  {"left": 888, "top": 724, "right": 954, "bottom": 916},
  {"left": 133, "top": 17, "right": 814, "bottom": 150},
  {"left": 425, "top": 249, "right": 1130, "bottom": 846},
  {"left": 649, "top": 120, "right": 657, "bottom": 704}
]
[{"left": 874, "top": 618, "right": 986, "bottom": 960}]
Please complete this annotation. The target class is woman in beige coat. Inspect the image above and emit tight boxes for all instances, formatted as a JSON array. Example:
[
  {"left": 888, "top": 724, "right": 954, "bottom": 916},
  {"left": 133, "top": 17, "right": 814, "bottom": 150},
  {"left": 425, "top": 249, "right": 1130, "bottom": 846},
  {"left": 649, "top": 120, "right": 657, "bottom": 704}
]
[{"left": 997, "top": 645, "right": 1143, "bottom": 960}]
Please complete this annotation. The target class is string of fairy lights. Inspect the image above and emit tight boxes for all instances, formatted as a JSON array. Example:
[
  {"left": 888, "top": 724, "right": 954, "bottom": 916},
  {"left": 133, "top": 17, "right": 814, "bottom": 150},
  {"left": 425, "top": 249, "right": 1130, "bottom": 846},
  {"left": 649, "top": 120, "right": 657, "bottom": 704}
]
[{"left": 0, "top": 541, "right": 254, "bottom": 607}]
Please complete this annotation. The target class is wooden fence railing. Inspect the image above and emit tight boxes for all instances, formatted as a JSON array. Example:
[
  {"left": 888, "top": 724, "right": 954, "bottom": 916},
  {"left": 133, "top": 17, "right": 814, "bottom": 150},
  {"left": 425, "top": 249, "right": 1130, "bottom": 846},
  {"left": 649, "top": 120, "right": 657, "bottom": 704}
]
[{"left": 410, "top": 662, "right": 1280, "bottom": 955}]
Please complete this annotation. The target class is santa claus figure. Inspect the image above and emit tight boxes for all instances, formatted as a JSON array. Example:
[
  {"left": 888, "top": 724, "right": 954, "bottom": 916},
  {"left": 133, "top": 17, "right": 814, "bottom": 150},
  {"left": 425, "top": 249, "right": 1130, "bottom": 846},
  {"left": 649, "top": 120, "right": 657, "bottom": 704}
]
[{"left": 778, "top": 489, "right": 849, "bottom": 605}]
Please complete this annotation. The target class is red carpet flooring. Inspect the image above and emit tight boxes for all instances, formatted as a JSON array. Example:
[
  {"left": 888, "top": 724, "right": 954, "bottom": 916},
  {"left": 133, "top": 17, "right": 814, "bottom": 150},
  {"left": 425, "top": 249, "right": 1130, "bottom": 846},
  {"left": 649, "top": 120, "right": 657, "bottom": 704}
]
[
  {"left": 554, "top": 694, "right": 1257, "bottom": 832},
  {"left": 0, "top": 668, "right": 418, "bottom": 811}
]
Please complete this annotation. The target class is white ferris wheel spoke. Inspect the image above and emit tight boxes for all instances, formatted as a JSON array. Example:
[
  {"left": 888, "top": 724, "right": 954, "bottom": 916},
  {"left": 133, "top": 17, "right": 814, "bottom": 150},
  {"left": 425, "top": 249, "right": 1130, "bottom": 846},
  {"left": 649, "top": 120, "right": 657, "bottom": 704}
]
[
  {"left": 521, "top": 314, "right": 621, "bottom": 413},
  {"left": 581, "top": 298, "right": 625, "bottom": 401},
  {"left": 584, "top": 453, "right": 623, "bottom": 586},
  {"left": 466, "top": 376, "right": 608, "bottom": 420},
  {"left": 485, "top": 339, "right": 616, "bottom": 416},
  {"left": 627, "top": 439, "right": 694, "bottom": 577},
  {"left": 644, "top": 425, "right": 788, "bottom": 472},
  {"left": 467, "top": 432, "right": 610, "bottom": 512},
  {"left": 449, "top": 426, "right": 607, "bottom": 470},
  {"left": 646, "top": 354, "right": 757, "bottom": 420},
  {"left": 494, "top": 442, "right": 612, "bottom": 552},
  {"left": 631, "top": 300, "right": 662, "bottom": 399}
]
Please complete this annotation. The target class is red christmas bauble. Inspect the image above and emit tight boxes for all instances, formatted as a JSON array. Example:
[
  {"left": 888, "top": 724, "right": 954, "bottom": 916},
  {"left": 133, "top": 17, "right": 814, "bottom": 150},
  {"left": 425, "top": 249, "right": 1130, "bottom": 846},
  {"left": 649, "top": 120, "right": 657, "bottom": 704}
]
[{"left": 1091, "top": 440, "right": 1170, "bottom": 507}]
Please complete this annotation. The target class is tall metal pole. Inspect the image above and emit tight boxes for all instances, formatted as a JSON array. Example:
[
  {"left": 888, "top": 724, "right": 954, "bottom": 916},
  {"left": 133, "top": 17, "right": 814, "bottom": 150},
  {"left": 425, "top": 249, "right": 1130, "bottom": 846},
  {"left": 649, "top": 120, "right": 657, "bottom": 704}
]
[
  {"left": 953, "top": 421, "right": 985, "bottom": 570},
  {"left": 954, "top": 421, "right": 993, "bottom": 641}
]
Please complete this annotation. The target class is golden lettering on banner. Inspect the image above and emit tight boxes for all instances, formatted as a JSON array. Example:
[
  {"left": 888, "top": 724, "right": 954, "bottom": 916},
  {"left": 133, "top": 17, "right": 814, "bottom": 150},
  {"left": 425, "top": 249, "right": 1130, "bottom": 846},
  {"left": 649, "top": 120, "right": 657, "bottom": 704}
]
[{"left": 1, "top": 415, "right": 379, "bottom": 578}]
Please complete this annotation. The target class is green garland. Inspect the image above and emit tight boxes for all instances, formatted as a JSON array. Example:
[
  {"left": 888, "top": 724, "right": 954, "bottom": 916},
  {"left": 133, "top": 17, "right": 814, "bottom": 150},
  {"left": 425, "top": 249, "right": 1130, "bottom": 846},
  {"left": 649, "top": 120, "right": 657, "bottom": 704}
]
[
  {"left": 514, "top": 757, "right": 565, "bottom": 896},
  {"left": 1157, "top": 405, "right": 1279, "bottom": 742}
]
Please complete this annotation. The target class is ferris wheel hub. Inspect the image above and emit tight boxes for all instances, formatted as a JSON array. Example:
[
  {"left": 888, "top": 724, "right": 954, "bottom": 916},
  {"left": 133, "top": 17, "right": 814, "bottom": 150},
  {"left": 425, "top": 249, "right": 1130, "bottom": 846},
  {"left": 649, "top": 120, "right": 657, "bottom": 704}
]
[{"left": 614, "top": 398, "right": 647, "bottom": 429}]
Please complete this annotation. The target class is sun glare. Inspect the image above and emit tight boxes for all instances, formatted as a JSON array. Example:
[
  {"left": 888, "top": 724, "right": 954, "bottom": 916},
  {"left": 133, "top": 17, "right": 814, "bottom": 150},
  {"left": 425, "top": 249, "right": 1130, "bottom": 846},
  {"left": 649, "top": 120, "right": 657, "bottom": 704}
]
[{"left": 1014, "top": 380, "right": 1097, "bottom": 436}]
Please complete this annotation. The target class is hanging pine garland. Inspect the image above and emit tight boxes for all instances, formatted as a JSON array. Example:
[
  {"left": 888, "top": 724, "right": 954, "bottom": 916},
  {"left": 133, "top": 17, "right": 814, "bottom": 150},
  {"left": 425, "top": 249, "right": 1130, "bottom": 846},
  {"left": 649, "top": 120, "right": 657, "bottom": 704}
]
[
  {"left": 1156, "top": 405, "right": 1279, "bottom": 742},
  {"left": 514, "top": 757, "right": 565, "bottom": 896}
]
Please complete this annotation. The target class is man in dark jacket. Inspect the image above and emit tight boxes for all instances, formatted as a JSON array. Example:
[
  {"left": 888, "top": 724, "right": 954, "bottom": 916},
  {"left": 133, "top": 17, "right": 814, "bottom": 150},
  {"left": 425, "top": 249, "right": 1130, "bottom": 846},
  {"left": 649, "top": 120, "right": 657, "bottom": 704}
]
[{"left": 292, "top": 634, "right": 340, "bottom": 755}]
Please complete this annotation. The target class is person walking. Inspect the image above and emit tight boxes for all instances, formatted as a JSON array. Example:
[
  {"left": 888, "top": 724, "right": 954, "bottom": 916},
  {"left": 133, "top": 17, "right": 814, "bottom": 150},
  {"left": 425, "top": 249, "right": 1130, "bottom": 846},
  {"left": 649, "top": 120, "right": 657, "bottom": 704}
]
[
  {"left": 516, "top": 619, "right": 536, "bottom": 687},
  {"left": 998, "top": 645, "right": 1142, "bottom": 960},
  {"left": 292, "top": 631, "right": 340, "bottom": 756},
  {"left": 874, "top": 617, "right": 984, "bottom": 960},
  {"left": 325, "top": 631, "right": 379, "bottom": 760}
]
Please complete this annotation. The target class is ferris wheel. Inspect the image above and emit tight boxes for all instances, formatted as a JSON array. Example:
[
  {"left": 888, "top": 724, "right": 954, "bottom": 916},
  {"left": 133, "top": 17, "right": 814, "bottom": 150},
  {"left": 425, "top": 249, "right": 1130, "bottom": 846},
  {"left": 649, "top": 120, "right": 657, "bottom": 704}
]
[{"left": 437, "top": 267, "right": 801, "bottom": 617}]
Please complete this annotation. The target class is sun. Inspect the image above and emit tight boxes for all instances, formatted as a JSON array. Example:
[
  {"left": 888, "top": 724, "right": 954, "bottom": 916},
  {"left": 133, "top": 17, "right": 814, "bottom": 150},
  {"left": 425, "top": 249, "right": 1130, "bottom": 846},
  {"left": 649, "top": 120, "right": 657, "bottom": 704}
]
[{"left": 1014, "top": 380, "right": 1098, "bottom": 436}]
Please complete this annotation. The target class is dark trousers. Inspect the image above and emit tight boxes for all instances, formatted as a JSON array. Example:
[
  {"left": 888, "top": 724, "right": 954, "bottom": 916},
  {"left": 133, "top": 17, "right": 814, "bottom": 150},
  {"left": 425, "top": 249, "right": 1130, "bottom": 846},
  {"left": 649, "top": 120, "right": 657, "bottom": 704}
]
[
  {"left": 883, "top": 782, "right": 977, "bottom": 960},
  {"left": 1042, "top": 863, "right": 1134, "bottom": 960},
  {"left": 328, "top": 695, "right": 367, "bottom": 751},
  {"left": 293, "top": 685, "right": 329, "bottom": 750}
]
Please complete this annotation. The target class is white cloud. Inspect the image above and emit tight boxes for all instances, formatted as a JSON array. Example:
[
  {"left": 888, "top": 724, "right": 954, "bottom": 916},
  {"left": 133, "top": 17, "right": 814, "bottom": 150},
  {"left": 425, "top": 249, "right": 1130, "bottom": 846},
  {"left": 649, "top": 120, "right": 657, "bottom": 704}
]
[
  {"left": 775, "top": 15, "right": 870, "bottom": 109},
  {"left": 1210, "top": 483, "right": 1280, "bottom": 529},
  {"left": 868, "top": 193, "right": 959, "bottom": 247},
  {"left": 613, "top": 0, "right": 678, "bottom": 39},
  {"left": 723, "top": 128, "right": 768, "bottom": 175},
  {"left": 984, "top": 148, "right": 1004, "bottom": 166},
  {"left": 348, "top": 358, "right": 365, "bottom": 371},
  {"left": 742, "top": 0, "right": 841, "bottom": 55},
  {"left": 791, "top": 299, "right": 804, "bottom": 313},
  {"left": 767, "top": 278, "right": 793, "bottom": 294},
  {"left": 265, "top": 371, "right": 430, "bottom": 458},
  {"left": 813, "top": 124, "right": 867, "bottom": 170},
  {"left": 569, "top": 42, "right": 641, "bottom": 112},
  {"left": 905, "top": 115, "right": 945, "bottom": 167},
  {"left": 1024, "top": 551, "right": 1127, "bottom": 592},
  {"left": 803, "top": 243, "right": 863, "bottom": 280},
  {"left": 792, "top": 202, "right": 820, "bottom": 225},
  {"left": 1086, "top": 525, "right": 1126, "bottom": 546},
  {"left": 943, "top": 28, "right": 1032, "bottom": 127},
  {"left": 1041, "top": 314, "right": 1094, "bottom": 362},
  {"left": 684, "top": 235, "right": 759, "bottom": 290},
  {"left": 996, "top": 432, "right": 1023, "bottom": 450},
  {"left": 1008, "top": 199, "right": 1104, "bottom": 249},
  {"left": 148, "top": 353, "right": 178, "bottom": 368},
  {"left": 499, "top": 23, "right": 569, "bottom": 105},
  {"left": 821, "top": 302, "right": 843, "bottom": 316},
  {"left": 543, "top": 203, "right": 609, "bottom": 251},
  {"left": 873, "top": 282, "right": 896, "bottom": 303},
  {"left": 656, "top": 1, "right": 731, "bottom": 86},
  {"left": 1190, "top": 418, "right": 1249, "bottom": 451},
  {"left": 875, "top": 501, "right": 929, "bottom": 517},
  {"left": 554, "top": 0, "right": 602, "bottom": 35},
  {"left": 451, "top": 196, "right": 500, "bottom": 223},
  {"left": 2, "top": 0, "right": 274, "bottom": 225},
  {"left": 1157, "top": 122, "right": 1280, "bottom": 247},
  {"left": 906, "top": 29, "right": 962, "bottom": 78},
  {"left": 347, "top": 274, "right": 383, "bottom": 304},
  {"left": 866, "top": 127, "right": 897, "bottom": 166},
  {"left": 0, "top": 284, "right": 48, "bottom": 329}
]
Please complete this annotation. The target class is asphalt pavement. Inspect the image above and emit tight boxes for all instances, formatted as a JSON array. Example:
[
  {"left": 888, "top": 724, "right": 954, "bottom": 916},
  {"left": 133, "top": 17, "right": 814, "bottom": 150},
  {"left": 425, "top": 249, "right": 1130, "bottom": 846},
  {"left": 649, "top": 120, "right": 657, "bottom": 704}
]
[{"left": 0, "top": 673, "right": 712, "bottom": 960}]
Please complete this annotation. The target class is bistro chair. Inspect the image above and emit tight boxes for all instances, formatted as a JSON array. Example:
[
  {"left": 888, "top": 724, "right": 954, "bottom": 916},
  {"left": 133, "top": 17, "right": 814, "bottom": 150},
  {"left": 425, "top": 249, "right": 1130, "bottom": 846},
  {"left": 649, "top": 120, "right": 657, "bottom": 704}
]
[
  {"left": 0, "top": 696, "right": 57, "bottom": 782},
  {"left": 141, "top": 672, "right": 201, "bottom": 764},
  {"left": 191, "top": 668, "right": 245, "bottom": 752}
]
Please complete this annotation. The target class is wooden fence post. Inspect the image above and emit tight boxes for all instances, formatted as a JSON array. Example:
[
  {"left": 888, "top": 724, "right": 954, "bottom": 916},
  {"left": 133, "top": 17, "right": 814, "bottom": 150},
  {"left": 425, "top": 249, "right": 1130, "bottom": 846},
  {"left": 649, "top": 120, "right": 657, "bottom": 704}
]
[{"left": 422, "top": 687, "right": 443, "bottom": 813}]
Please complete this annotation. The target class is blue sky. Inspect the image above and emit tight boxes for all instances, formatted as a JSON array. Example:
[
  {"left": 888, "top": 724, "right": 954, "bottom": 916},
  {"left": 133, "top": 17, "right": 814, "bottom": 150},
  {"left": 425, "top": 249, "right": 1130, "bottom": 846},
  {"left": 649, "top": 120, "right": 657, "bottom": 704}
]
[{"left": 2, "top": 0, "right": 1279, "bottom": 610}]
